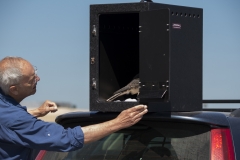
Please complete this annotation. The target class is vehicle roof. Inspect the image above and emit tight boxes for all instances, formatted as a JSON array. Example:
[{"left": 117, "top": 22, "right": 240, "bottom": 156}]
[{"left": 55, "top": 111, "right": 231, "bottom": 127}]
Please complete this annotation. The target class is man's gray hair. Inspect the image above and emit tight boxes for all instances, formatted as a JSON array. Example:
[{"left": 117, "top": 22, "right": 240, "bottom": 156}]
[{"left": 0, "top": 57, "right": 25, "bottom": 95}]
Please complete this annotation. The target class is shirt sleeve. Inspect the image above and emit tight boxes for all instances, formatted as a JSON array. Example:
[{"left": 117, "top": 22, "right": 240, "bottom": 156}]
[{"left": 7, "top": 112, "right": 84, "bottom": 152}]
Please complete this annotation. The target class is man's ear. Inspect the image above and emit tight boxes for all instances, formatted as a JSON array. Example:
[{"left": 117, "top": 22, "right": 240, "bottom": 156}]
[{"left": 9, "top": 85, "right": 18, "bottom": 95}]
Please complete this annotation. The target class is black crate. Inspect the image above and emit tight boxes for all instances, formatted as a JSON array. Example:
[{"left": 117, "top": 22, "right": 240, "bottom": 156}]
[{"left": 89, "top": 2, "right": 203, "bottom": 112}]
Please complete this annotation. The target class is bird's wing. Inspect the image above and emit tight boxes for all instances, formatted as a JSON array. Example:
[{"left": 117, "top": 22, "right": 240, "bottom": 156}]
[
  {"left": 106, "top": 90, "right": 129, "bottom": 102},
  {"left": 106, "top": 78, "right": 140, "bottom": 102}
]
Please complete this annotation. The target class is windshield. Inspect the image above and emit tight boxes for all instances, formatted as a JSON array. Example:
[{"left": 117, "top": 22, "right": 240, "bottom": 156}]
[{"left": 40, "top": 122, "right": 210, "bottom": 160}]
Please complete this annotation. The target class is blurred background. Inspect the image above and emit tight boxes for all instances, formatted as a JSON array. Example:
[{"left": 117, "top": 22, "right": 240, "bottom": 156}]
[{"left": 0, "top": 0, "right": 239, "bottom": 120}]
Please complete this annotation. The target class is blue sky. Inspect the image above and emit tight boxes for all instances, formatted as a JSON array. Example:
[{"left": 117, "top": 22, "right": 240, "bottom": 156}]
[{"left": 0, "top": 0, "right": 239, "bottom": 110}]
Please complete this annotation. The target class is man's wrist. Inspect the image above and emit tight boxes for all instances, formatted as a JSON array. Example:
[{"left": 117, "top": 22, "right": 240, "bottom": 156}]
[
  {"left": 28, "top": 109, "right": 41, "bottom": 117},
  {"left": 109, "top": 118, "right": 123, "bottom": 131}
]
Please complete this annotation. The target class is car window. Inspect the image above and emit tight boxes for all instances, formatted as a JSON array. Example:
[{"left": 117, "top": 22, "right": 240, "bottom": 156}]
[{"left": 40, "top": 122, "right": 210, "bottom": 160}]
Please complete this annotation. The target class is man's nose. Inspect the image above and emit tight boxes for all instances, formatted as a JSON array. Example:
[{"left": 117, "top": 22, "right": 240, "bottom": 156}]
[{"left": 36, "top": 75, "right": 40, "bottom": 82}]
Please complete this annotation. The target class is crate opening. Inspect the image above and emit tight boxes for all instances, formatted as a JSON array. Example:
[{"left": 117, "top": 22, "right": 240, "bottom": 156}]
[{"left": 99, "top": 13, "right": 140, "bottom": 102}]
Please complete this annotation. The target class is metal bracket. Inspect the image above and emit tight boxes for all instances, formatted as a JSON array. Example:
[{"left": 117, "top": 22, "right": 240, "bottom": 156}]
[
  {"left": 91, "top": 57, "right": 95, "bottom": 64},
  {"left": 92, "top": 25, "right": 97, "bottom": 37},
  {"left": 92, "top": 78, "right": 96, "bottom": 89}
]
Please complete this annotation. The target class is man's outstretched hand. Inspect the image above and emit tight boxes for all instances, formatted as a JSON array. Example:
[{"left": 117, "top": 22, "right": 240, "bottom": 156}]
[
  {"left": 28, "top": 100, "right": 58, "bottom": 117},
  {"left": 82, "top": 105, "right": 148, "bottom": 144},
  {"left": 115, "top": 105, "right": 148, "bottom": 129}
]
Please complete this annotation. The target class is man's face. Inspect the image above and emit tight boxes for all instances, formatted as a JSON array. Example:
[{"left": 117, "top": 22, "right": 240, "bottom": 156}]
[{"left": 17, "top": 61, "right": 40, "bottom": 98}]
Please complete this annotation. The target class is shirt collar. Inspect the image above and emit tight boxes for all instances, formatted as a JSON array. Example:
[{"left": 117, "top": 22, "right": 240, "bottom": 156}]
[{"left": 0, "top": 88, "right": 21, "bottom": 106}]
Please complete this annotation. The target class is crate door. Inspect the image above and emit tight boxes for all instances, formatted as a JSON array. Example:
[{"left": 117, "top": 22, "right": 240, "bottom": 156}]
[{"left": 139, "top": 9, "right": 170, "bottom": 101}]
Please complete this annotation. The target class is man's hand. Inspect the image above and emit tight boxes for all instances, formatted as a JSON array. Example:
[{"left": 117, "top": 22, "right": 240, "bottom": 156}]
[
  {"left": 114, "top": 104, "right": 148, "bottom": 129},
  {"left": 82, "top": 105, "right": 148, "bottom": 144},
  {"left": 28, "top": 100, "right": 58, "bottom": 118}
]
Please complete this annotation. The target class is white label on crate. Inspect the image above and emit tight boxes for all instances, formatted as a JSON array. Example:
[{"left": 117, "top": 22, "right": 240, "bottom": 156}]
[{"left": 172, "top": 23, "right": 181, "bottom": 29}]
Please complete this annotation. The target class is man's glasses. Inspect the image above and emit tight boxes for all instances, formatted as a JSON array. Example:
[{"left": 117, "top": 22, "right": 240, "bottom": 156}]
[{"left": 33, "top": 66, "right": 38, "bottom": 84}]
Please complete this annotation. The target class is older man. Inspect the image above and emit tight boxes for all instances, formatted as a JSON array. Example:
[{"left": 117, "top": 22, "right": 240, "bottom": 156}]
[{"left": 0, "top": 56, "right": 148, "bottom": 160}]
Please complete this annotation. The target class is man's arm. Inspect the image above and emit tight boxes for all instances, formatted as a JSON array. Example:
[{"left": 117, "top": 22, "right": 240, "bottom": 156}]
[
  {"left": 28, "top": 100, "right": 58, "bottom": 117},
  {"left": 81, "top": 105, "right": 148, "bottom": 144}
]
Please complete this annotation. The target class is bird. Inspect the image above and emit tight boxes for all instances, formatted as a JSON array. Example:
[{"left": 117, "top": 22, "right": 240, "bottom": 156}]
[{"left": 106, "top": 77, "right": 140, "bottom": 102}]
